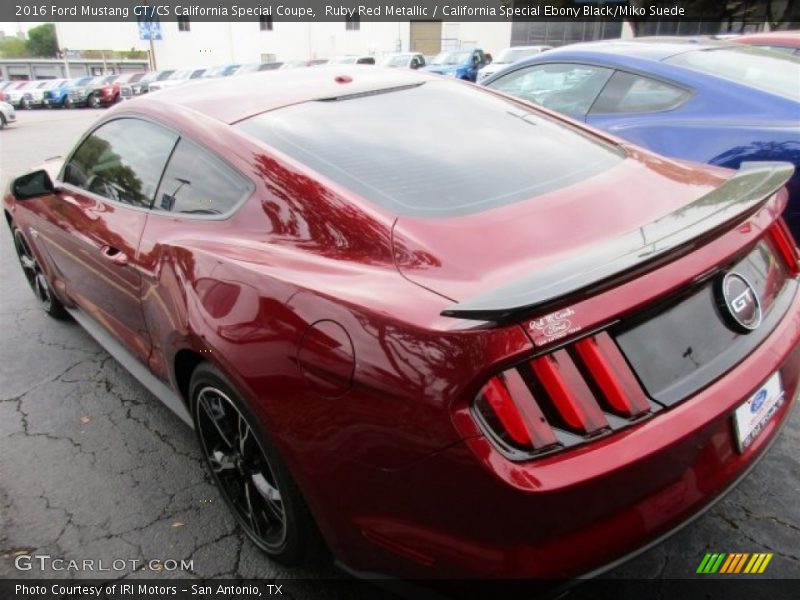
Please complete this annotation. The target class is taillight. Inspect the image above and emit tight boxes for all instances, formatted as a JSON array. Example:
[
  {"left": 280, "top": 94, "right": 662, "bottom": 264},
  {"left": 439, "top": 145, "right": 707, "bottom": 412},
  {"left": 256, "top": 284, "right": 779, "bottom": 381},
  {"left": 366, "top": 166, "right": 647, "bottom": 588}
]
[
  {"left": 473, "top": 332, "right": 655, "bottom": 459},
  {"left": 769, "top": 219, "right": 799, "bottom": 276}
]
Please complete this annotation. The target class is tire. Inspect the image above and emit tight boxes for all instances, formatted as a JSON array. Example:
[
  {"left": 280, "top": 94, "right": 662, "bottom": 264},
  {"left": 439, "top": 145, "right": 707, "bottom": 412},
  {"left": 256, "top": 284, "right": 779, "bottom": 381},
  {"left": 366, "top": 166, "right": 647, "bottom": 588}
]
[
  {"left": 0, "top": 114, "right": 5, "bottom": 130},
  {"left": 190, "top": 363, "right": 325, "bottom": 565},
  {"left": 88, "top": 94, "right": 100, "bottom": 108},
  {"left": 12, "top": 227, "right": 68, "bottom": 319},
  {"left": 21, "top": 97, "right": 30, "bottom": 110},
  {"left": 64, "top": 96, "right": 73, "bottom": 109}
]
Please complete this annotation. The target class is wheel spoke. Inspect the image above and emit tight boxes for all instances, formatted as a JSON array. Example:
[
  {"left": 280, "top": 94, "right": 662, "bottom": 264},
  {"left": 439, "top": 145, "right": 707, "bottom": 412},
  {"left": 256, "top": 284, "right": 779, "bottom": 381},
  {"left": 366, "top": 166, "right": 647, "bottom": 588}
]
[
  {"left": 243, "top": 479, "right": 263, "bottom": 537},
  {"left": 251, "top": 472, "right": 283, "bottom": 522},
  {"left": 199, "top": 392, "right": 234, "bottom": 449},
  {"left": 238, "top": 413, "right": 251, "bottom": 455}
]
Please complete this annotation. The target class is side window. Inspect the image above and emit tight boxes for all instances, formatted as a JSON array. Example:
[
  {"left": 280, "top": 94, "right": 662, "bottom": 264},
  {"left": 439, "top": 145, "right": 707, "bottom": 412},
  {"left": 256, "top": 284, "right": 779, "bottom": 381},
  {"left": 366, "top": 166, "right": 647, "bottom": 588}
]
[
  {"left": 486, "top": 63, "right": 614, "bottom": 118},
  {"left": 63, "top": 119, "right": 177, "bottom": 208},
  {"left": 591, "top": 71, "right": 690, "bottom": 114},
  {"left": 154, "top": 139, "right": 252, "bottom": 216}
]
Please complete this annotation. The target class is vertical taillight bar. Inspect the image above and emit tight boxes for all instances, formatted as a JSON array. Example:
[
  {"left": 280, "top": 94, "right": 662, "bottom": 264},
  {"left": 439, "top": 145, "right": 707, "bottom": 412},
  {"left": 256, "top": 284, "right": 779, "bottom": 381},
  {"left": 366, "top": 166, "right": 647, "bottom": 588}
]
[
  {"left": 501, "top": 370, "right": 559, "bottom": 449},
  {"left": 574, "top": 333, "right": 650, "bottom": 417},
  {"left": 530, "top": 350, "right": 608, "bottom": 434},
  {"left": 769, "top": 219, "right": 800, "bottom": 276}
]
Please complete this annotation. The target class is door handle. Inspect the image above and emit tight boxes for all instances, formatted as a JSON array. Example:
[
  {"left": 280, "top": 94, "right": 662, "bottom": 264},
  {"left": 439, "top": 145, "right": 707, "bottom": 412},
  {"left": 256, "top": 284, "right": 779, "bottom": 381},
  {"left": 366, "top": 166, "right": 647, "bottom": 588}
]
[{"left": 100, "top": 245, "right": 128, "bottom": 266}]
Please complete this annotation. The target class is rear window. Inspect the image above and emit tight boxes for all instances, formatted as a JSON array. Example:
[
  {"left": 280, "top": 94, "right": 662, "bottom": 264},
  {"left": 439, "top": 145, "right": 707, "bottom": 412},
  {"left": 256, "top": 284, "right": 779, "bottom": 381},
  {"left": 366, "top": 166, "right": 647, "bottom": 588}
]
[
  {"left": 236, "top": 81, "right": 624, "bottom": 217},
  {"left": 663, "top": 46, "right": 800, "bottom": 100}
]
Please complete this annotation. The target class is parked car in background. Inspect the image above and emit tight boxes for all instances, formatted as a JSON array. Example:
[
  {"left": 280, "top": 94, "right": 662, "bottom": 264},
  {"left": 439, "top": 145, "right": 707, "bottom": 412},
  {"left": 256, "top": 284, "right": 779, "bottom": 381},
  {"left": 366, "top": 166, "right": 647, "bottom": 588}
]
[
  {"left": 148, "top": 67, "right": 208, "bottom": 92},
  {"left": 42, "top": 76, "right": 91, "bottom": 108},
  {"left": 127, "top": 70, "right": 175, "bottom": 96},
  {"left": 328, "top": 55, "right": 376, "bottom": 65},
  {"left": 202, "top": 64, "right": 242, "bottom": 79},
  {"left": 4, "top": 67, "right": 799, "bottom": 581},
  {"left": 733, "top": 30, "right": 800, "bottom": 55},
  {"left": 424, "top": 48, "right": 489, "bottom": 81},
  {"left": 477, "top": 45, "right": 552, "bottom": 82},
  {"left": 483, "top": 41, "right": 800, "bottom": 238},
  {"left": 380, "top": 52, "right": 426, "bottom": 69},
  {"left": 24, "top": 79, "right": 68, "bottom": 109},
  {"left": 234, "top": 62, "right": 283, "bottom": 75},
  {"left": 0, "top": 100, "right": 15, "bottom": 129},
  {"left": 67, "top": 74, "right": 122, "bottom": 108},
  {"left": 5, "top": 80, "right": 48, "bottom": 109}
]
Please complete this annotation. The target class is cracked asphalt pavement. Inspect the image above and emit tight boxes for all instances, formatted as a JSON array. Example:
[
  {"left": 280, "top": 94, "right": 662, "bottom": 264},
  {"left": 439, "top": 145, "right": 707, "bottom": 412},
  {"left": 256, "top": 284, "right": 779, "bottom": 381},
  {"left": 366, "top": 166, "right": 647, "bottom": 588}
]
[{"left": 0, "top": 110, "right": 798, "bottom": 595}]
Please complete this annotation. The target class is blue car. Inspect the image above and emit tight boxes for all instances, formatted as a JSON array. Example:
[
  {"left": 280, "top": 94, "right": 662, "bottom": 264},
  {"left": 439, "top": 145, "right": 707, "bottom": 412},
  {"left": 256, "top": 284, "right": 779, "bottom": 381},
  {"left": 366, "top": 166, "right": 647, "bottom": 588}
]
[
  {"left": 482, "top": 41, "right": 800, "bottom": 239},
  {"left": 43, "top": 76, "right": 93, "bottom": 108},
  {"left": 424, "top": 48, "right": 488, "bottom": 82}
]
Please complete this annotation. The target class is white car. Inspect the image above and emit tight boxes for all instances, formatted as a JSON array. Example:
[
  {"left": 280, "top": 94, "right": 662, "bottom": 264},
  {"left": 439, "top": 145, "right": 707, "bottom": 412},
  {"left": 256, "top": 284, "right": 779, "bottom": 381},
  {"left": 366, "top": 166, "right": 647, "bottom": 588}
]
[
  {"left": 0, "top": 101, "right": 16, "bottom": 129},
  {"left": 477, "top": 45, "right": 553, "bottom": 82},
  {"left": 5, "top": 81, "right": 48, "bottom": 109},
  {"left": 148, "top": 67, "right": 209, "bottom": 92},
  {"left": 380, "top": 52, "right": 426, "bottom": 69},
  {"left": 327, "top": 55, "right": 376, "bottom": 65}
]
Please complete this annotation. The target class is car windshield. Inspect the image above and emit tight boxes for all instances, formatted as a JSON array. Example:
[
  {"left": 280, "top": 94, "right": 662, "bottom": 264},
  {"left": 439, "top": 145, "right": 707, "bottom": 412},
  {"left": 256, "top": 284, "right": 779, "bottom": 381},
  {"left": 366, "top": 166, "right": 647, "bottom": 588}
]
[
  {"left": 101, "top": 75, "right": 119, "bottom": 84},
  {"left": 664, "top": 46, "right": 800, "bottom": 100},
  {"left": 330, "top": 57, "right": 358, "bottom": 64},
  {"left": 237, "top": 81, "right": 624, "bottom": 218},
  {"left": 431, "top": 51, "right": 471, "bottom": 65},
  {"left": 382, "top": 55, "right": 412, "bottom": 67},
  {"left": 156, "top": 70, "right": 175, "bottom": 81},
  {"left": 42, "top": 80, "right": 63, "bottom": 89},
  {"left": 497, "top": 47, "right": 543, "bottom": 64}
]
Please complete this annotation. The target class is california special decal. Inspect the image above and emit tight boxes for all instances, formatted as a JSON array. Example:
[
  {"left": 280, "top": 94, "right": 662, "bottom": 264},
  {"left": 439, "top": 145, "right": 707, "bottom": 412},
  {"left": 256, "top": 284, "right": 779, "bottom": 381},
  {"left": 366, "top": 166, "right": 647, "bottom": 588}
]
[{"left": 527, "top": 308, "right": 582, "bottom": 345}]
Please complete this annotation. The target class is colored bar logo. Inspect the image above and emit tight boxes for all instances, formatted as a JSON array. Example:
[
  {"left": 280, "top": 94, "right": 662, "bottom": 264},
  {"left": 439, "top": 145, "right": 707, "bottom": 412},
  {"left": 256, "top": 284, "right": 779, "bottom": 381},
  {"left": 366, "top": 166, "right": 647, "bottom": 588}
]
[{"left": 697, "top": 552, "right": 773, "bottom": 574}]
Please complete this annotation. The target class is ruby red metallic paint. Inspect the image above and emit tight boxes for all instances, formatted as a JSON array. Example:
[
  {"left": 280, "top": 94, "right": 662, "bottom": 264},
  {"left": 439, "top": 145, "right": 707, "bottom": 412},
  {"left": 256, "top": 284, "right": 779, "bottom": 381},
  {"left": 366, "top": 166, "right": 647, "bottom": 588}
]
[{"left": 3, "top": 68, "right": 799, "bottom": 580}]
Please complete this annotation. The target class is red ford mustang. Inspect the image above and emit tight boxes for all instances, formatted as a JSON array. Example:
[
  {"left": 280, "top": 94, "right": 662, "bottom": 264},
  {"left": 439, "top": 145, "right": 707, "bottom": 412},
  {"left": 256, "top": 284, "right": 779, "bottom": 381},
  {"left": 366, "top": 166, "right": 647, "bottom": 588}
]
[{"left": 4, "top": 67, "right": 799, "bottom": 580}]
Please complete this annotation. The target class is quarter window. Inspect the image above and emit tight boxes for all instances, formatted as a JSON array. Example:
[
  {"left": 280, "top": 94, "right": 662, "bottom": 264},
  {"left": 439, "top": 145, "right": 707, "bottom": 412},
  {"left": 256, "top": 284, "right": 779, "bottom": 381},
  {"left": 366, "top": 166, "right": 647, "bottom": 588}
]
[
  {"left": 591, "top": 71, "right": 690, "bottom": 114},
  {"left": 487, "top": 63, "right": 614, "bottom": 118},
  {"left": 154, "top": 139, "right": 252, "bottom": 216},
  {"left": 63, "top": 119, "right": 177, "bottom": 208}
]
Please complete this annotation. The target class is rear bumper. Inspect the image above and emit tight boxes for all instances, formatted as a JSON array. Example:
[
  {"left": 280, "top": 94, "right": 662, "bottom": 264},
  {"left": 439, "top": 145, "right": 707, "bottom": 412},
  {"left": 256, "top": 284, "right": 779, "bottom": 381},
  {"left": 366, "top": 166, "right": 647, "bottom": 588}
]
[{"left": 339, "top": 285, "right": 800, "bottom": 578}]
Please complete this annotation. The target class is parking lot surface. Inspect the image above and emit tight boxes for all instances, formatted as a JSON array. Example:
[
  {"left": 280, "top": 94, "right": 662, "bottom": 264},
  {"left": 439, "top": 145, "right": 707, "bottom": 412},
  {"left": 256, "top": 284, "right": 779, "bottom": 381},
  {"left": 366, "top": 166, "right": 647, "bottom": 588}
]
[{"left": 0, "top": 109, "right": 798, "bottom": 594}]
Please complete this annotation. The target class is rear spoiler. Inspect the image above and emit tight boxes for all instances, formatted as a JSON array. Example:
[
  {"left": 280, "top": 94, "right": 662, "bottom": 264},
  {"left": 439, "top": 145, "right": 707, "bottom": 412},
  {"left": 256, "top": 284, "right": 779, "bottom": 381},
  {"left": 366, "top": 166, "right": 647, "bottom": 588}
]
[{"left": 441, "top": 162, "right": 795, "bottom": 321}]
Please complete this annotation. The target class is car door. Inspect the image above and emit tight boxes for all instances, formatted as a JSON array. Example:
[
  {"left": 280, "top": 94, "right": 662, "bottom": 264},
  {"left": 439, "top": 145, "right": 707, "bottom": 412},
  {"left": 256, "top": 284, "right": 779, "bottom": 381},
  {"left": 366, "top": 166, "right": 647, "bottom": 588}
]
[
  {"left": 486, "top": 62, "right": 614, "bottom": 121},
  {"left": 36, "top": 118, "right": 178, "bottom": 363}
]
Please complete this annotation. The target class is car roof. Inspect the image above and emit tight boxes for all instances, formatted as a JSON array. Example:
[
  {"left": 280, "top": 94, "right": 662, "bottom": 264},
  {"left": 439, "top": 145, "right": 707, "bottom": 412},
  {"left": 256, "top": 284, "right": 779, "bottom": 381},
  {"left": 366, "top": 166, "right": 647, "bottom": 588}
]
[
  {"left": 552, "top": 40, "right": 723, "bottom": 61},
  {"left": 145, "top": 66, "right": 430, "bottom": 124},
  {"left": 734, "top": 31, "right": 800, "bottom": 47}
]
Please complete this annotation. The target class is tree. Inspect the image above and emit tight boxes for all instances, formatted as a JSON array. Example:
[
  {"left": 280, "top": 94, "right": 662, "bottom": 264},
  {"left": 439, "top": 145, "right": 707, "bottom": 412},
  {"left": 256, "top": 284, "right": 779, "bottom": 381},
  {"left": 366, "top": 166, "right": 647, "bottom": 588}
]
[
  {"left": 25, "top": 23, "right": 58, "bottom": 57},
  {"left": 0, "top": 37, "right": 28, "bottom": 58}
]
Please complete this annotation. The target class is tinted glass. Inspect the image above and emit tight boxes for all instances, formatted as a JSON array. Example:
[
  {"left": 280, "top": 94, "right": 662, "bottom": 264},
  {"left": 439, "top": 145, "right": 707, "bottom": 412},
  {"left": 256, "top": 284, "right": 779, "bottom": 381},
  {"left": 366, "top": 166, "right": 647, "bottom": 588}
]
[
  {"left": 592, "top": 71, "right": 690, "bottom": 113},
  {"left": 488, "top": 63, "right": 614, "bottom": 117},
  {"left": 237, "top": 81, "right": 624, "bottom": 217},
  {"left": 154, "top": 139, "right": 252, "bottom": 216},
  {"left": 63, "top": 119, "right": 177, "bottom": 208},
  {"left": 664, "top": 46, "right": 800, "bottom": 100}
]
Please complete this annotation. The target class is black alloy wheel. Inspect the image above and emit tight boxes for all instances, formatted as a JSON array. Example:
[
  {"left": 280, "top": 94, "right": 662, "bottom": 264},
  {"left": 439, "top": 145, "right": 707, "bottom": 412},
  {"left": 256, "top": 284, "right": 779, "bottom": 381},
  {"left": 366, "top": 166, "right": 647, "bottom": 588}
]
[
  {"left": 190, "top": 363, "right": 324, "bottom": 564},
  {"left": 13, "top": 227, "right": 67, "bottom": 318}
]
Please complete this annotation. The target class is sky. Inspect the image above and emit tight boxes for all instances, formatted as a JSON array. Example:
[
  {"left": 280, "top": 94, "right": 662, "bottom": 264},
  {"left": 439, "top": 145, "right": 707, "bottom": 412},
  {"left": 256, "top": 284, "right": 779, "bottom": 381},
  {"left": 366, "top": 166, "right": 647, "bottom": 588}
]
[{"left": 0, "top": 21, "right": 38, "bottom": 38}]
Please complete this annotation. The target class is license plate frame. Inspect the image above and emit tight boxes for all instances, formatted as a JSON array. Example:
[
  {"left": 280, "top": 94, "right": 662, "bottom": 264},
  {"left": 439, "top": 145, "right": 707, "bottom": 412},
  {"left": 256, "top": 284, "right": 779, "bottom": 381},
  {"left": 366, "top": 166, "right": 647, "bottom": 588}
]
[{"left": 733, "top": 372, "right": 785, "bottom": 452}]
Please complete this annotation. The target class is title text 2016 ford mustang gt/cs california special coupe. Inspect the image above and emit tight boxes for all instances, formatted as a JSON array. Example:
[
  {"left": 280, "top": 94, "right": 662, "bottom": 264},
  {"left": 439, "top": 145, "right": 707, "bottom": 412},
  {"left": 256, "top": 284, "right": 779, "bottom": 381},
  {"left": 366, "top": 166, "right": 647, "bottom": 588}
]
[{"left": 4, "top": 67, "right": 799, "bottom": 580}]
